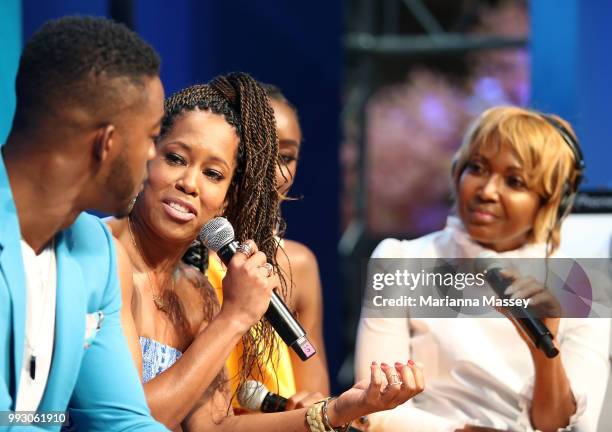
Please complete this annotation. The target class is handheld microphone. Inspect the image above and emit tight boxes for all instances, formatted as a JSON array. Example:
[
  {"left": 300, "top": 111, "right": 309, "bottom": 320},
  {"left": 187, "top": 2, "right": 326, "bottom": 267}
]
[
  {"left": 200, "top": 217, "right": 316, "bottom": 361},
  {"left": 476, "top": 253, "right": 559, "bottom": 358},
  {"left": 238, "top": 380, "right": 288, "bottom": 412}
]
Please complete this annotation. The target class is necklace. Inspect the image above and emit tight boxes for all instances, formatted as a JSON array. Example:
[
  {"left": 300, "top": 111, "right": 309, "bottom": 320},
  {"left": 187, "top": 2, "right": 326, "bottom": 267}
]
[
  {"left": 127, "top": 218, "right": 172, "bottom": 313},
  {"left": 22, "top": 239, "right": 55, "bottom": 380}
]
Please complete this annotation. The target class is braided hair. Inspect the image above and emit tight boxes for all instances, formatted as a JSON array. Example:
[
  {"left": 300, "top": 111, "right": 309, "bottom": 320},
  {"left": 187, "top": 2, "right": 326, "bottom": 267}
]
[{"left": 163, "top": 72, "right": 287, "bottom": 399}]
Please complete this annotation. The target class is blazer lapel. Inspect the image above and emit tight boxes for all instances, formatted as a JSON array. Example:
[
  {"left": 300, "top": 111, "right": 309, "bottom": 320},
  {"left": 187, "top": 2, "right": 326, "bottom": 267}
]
[
  {"left": 38, "top": 232, "right": 86, "bottom": 411},
  {"left": 0, "top": 239, "right": 26, "bottom": 407},
  {"left": 0, "top": 155, "right": 26, "bottom": 407}
]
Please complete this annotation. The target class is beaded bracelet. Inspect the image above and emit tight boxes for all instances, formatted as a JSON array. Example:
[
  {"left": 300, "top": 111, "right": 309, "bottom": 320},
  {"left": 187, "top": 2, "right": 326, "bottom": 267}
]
[
  {"left": 306, "top": 399, "right": 329, "bottom": 432},
  {"left": 306, "top": 398, "right": 352, "bottom": 432}
]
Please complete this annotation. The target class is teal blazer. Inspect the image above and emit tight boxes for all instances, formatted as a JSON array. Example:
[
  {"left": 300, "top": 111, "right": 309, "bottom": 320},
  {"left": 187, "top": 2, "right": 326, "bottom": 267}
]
[{"left": 0, "top": 155, "right": 166, "bottom": 431}]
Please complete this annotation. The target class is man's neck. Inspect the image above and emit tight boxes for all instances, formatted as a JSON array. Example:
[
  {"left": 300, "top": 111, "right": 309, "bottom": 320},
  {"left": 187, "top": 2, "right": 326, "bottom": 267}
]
[{"left": 3, "top": 140, "right": 86, "bottom": 253}]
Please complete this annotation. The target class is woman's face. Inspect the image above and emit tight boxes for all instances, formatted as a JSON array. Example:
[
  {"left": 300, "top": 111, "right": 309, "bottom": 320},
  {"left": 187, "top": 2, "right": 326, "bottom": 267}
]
[
  {"left": 140, "top": 109, "right": 239, "bottom": 242},
  {"left": 271, "top": 99, "right": 301, "bottom": 197},
  {"left": 457, "top": 143, "right": 541, "bottom": 252}
]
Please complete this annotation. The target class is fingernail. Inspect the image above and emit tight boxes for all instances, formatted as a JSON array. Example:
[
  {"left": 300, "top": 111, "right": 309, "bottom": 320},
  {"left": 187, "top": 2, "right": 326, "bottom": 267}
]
[
  {"left": 371, "top": 361, "right": 377, "bottom": 366},
  {"left": 394, "top": 362, "right": 402, "bottom": 367},
  {"left": 408, "top": 359, "right": 415, "bottom": 366},
  {"left": 510, "top": 292, "right": 520, "bottom": 300},
  {"left": 504, "top": 286, "right": 514, "bottom": 296},
  {"left": 380, "top": 362, "right": 389, "bottom": 368}
]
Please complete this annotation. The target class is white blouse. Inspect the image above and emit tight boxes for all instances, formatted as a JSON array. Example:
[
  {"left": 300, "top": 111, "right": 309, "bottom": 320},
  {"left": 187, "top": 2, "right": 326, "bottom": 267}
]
[
  {"left": 16, "top": 240, "right": 56, "bottom": 411},
  {"left": 355, "top": 217, "right": 610, "bottom": 431}
]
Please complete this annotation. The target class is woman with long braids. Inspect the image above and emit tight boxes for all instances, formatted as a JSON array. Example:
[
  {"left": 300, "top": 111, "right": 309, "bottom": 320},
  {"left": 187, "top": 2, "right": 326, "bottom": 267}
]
[{"left": 108, "top": 72, "right": 424, "bottom": 431}]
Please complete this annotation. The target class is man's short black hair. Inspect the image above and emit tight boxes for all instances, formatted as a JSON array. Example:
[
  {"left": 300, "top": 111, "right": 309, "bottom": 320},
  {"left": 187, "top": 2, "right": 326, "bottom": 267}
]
[{"left": 14, "top": 15, "right": 161, "bottom": 130}]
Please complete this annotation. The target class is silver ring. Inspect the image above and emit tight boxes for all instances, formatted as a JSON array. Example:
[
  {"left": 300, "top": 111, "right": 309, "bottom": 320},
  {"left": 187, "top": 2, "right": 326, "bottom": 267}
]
[
  {"left": 260, "top": 262, "right": 273, "bottom": 278},
  {"left": 236, "top": 242, "right": 254, "bottom": 258},
  {"left": 388, "top": 374, "right": 402, "bottom": 386}
]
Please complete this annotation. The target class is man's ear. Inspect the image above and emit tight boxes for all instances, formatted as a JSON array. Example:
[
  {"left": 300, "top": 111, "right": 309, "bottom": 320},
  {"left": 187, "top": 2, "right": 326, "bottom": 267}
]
[{"left": 92, "top": 124, "right": 115, "bottom": 162}]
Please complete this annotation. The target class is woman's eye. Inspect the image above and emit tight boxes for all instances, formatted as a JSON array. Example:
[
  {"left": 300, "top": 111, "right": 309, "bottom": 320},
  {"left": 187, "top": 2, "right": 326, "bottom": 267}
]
[
  {"left": 204, "top": 169, "right": 224, "bottom": 181},
  {"left": 466, "top": 161, "right": 484, "bottom": 174},
  {"left": 280, "top": 155, "right": 297, "bottom": 165},
  {"left": 507, "top": 176, "right": 527, "bottom": 189},
  {"left": 165, "top": 152, "right": 185, "bottom": 165}
]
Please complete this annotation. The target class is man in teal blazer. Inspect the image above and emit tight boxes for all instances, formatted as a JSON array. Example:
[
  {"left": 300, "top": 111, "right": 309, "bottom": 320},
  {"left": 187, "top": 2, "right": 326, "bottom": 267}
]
[{"left": 0, "top": 17, "right": 167, "bottom": 430}]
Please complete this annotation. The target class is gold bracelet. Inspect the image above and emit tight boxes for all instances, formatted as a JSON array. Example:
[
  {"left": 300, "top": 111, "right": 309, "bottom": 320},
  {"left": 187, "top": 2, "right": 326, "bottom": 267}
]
[{"left": 322, "top": 398, "right": 352, "bottom": 432}]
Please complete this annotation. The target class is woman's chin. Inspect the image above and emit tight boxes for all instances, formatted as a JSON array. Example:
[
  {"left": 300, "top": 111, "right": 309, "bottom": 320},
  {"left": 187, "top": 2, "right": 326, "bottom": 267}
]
[
  {"left": 467, "top": 229, "right": 527, "bottom": 252},
  {"left": 465, "top": 225, "right": 505, "bottom": 250}
]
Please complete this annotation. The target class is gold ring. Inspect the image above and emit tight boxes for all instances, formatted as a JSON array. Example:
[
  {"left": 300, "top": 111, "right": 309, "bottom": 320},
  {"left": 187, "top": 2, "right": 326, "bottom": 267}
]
[{"left": 236, "top": 242, "right": 254, "bottom": 258}]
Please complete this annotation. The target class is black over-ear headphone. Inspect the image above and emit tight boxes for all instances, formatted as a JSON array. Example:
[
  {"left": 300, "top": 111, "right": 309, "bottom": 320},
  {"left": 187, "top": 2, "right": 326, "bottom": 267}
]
[{"left": 538, "top": 114, "right": 586, "bottom": 224}]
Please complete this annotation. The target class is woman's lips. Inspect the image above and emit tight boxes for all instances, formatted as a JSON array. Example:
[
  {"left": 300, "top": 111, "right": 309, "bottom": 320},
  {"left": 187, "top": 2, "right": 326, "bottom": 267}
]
[
  {"left": 162, "top": 200, "right": 196, "bottom": 222},
  {"left": 469, "top": 207, "right": 498, "bottom": 223}
]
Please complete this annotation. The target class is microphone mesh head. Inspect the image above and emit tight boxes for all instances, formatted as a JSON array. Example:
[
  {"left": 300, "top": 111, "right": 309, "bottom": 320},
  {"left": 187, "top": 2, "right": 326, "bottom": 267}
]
[
  {"left": 237, "top": 380, "right": 268, "bottom": 411},
  {"left": 199, "top": 217, "right": 235, "bottom": 252}
]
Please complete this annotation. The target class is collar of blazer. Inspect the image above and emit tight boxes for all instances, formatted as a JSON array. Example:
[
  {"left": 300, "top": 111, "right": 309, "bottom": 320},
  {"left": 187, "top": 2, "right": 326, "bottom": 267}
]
[{"left": 0, "top": 154, "right": 86, "bottom": 410}]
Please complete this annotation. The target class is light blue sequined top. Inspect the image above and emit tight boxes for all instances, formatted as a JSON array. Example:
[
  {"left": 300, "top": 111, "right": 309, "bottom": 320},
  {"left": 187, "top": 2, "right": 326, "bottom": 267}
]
[{"left": 139, "top": 336, "right": 183, "bottom": 383}]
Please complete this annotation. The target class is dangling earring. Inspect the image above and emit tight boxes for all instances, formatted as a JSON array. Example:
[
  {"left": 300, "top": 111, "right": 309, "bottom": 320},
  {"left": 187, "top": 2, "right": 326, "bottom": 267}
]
[{"left": 128, "top": 193, "right": 140, "bottom": 214}]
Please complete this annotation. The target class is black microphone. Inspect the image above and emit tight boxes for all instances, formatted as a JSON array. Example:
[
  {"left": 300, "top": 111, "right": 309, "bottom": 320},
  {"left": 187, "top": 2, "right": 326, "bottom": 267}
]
[
  {"left": 199, "top": 217, "right": 316, "bottom": 361},
  {"left": 238, "top": 380, "right": 288, "bottom": 412},
  {"left": 476, "top": 253, "right": 559, "bottom": 358}
]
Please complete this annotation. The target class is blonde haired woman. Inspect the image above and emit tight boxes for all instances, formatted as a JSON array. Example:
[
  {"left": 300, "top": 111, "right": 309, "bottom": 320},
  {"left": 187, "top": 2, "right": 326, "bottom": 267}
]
[{"left": 355, "top": 106, "right": 610, "bottom": 431}]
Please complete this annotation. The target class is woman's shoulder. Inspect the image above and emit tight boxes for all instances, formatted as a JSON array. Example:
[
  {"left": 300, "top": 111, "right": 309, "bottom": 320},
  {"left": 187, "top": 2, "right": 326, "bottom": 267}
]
[
  {"left": 106, "top": 219, "right": 134, "bottom": 275},
  {"left": 104, "top": 216, "right": 124, "bottom": 235},
  {"left": 372, "top": 230, "right": 446, "bottom": 259},
  {"left": 278, "top": 238, "right": 318, "bottom": 270},
  {"left": 178, "top": 263, "right": 221, "bottom": 317},
  {"left": 105, "top": 217, "right": 132, "bottom": 254},
  {"left": 180, "top": 262, "right": 215, "bottom": 292}
]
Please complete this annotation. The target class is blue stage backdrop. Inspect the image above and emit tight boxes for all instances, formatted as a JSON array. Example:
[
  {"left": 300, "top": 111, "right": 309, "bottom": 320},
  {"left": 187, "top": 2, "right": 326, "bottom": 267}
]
[{"left": 531, "top": 0, "right": 612, "bottom": 189}]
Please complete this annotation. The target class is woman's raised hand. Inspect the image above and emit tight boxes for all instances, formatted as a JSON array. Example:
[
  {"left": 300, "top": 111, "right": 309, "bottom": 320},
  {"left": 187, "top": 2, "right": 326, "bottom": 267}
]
[
  {"left": 497, "top": 268, "right": 562, "bottom": 347},
  {"left": 217, "top": 239, "right": 275, "bottom": 332},
  {"left": 326, "top": 360, "right": 425, "bottom": 427}
]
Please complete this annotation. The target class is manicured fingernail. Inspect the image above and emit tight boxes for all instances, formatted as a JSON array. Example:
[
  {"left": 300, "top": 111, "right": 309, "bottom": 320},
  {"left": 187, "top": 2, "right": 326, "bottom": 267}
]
[
  {"left": 408, "top": 359, "right": 415, "bottom": 366},
  {"left": 381, "top": 362, "right": 389, "bottom": 368},
  {"left": 504, "top": 286, "right": 514, "bottom": 296}
]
